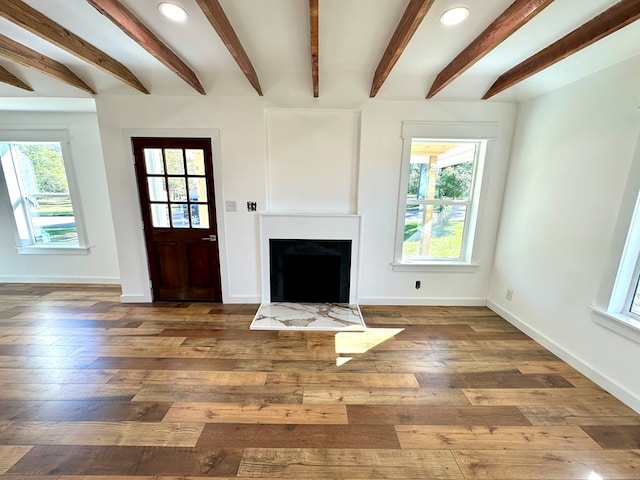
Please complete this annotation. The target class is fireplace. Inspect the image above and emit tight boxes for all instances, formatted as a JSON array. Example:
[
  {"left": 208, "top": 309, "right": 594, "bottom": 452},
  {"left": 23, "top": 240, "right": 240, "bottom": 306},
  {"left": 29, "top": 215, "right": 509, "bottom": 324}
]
[
  {"left": 258, "top": 213, "right": 361, "bottom": 304},
  {"left": 270, "top": 239, "right": 351, "bottom": 303}
]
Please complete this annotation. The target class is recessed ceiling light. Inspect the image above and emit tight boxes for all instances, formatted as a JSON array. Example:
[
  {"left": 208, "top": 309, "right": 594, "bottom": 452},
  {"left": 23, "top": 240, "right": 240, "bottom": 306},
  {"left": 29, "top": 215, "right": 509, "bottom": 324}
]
[
  {"left": 158, "top": 2, "right": 188, "bottom": 22},
  {"left": 440, "top": 6, "right": 469, "bottom": 26}
]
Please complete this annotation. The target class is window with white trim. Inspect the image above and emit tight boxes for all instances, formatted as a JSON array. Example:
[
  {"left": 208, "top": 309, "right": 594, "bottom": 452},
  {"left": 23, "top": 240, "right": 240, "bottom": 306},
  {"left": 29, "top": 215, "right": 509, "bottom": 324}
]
[
  {"left": 618, "top": 188, "right": 640, "bottom": 321},
  {"left": 0, "top": 131, "right": 88, "bottom": 253},
  {"left": 394, "top": 122, "right": 496, "bottom": 267},
  {"left": 629, "top": 268, "right": 640, "bottom": 318}
]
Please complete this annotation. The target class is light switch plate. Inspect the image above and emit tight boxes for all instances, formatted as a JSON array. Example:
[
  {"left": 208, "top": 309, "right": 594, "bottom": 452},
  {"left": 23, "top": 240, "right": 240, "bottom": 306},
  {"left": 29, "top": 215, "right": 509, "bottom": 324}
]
[{"left": 225, "top": 200, "right": 237, "bottom": 212}]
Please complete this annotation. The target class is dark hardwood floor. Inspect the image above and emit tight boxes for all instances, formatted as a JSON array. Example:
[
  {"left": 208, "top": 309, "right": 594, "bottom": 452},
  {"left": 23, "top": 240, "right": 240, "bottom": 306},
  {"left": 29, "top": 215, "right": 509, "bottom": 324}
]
[{"left": 0, "top": 283, "right": 638, "bottom": 479}]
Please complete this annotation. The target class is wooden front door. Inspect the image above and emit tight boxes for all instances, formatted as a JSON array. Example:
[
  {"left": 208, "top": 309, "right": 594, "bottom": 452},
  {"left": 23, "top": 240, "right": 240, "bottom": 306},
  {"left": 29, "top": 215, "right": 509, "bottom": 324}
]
[{"left": 132, "top": 137, "right": 222, "bottom": 302}]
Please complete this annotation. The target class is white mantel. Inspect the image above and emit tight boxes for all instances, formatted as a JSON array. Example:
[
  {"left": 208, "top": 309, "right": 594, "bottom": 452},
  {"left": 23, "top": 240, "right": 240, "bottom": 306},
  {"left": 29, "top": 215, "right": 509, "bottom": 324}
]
[{"left": 259, "top": 213, "right": 362, "bottom": 304}]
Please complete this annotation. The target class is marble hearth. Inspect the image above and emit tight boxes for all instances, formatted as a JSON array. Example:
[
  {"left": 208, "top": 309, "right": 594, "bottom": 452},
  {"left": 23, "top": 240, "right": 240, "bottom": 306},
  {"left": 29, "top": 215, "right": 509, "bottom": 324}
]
[{"left": 250, "top": 302, "right": 365, "bottom": 331}]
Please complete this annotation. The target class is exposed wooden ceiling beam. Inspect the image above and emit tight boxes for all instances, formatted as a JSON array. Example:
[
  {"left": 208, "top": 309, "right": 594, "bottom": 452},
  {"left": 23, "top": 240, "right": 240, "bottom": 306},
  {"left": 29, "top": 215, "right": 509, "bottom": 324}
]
[
  {"left": 0, "top": 0, "right": 148, "bottom": 94},
  {"left": 0, "top": 33, "right": 95, "bottom": 94},
  {"left": 483, "top": 0, "right": 640, "bottom": 99},
  {"left": 194, "top": 0, "right": 263, "bottom": 96},
  {"left": 87, "top": 0, "right": 205, "bottom": 95},
  {"left": 426, "top": 0, "right": 554, "bottom": 99},
  {"left": 309, "top": 0, "right": 319, "bottom": 98},
  {"left": 370, "top": 0, "right": 435, "bottom": 97},
  {"left": 0, "top": 63, "right": 32, "bottom": 91}
]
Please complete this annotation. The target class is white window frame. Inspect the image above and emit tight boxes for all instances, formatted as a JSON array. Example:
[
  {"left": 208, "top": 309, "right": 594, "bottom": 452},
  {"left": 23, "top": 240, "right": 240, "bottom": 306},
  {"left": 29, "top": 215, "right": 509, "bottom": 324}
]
[
  {"left": 392, "top": 121, "right": 498, "bottom": 271},
  {"left": 627, "top": 260, "right": 640, "bottom": 320},
  {"left": 591, "top": 130, "right": 640, "bottom": 342},
  {"left": 0, "top": 130, "right": 90, "bottom": 254},
  {"left": 608, "top": 187, "right": 640, "bottom": 322}
]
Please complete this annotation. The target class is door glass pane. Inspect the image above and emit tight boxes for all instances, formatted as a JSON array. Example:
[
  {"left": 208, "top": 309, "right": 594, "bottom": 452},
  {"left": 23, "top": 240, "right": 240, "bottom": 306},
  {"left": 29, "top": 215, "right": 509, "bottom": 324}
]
[
  {"left": 186, "top": 149, "right": 205, "bottom": 175},
  {"left": 168, "top": 177, "right": 187, "bottom": 201},
  {"left": 150, "top": 204, "right": 170, "bottom": 227},
  {"left": 165, "top": 149, "right": 185, "bottom": 174},
  {"left": 188, "top": 178, "right": 207, "bottom": 202},
  {"left": 190, "top": 204, "right": 209, "bottom": 228},
  {"left": 171, "top": 204, "right": 189, "bottom": 228},
  {"left": 403, "top": 204, "right": 467, "bottom": 260},
  {"left": 147, "top": 177, "right": 167, "bottom": 201},
  {"left": 144, "top": 149, "right": 164, "bottom": 174}
]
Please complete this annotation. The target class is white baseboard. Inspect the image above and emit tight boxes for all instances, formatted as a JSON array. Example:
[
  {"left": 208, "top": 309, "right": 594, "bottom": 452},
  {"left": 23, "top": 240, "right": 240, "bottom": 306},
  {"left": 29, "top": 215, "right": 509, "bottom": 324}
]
[
  {"left": 0, "top": 275, "right": 120, "bottom": 284},
  {"left": 120, "top": 293, "right": 152, "bottom": 303},
  {"left": 224, "top": 295, "right": 261, "bottom": 304},
  {"left": 358, "top": 296, "right": 487, "bottom": 306},
  {"left": 487, "top": 299, "right": 640, "bottom": 414}
]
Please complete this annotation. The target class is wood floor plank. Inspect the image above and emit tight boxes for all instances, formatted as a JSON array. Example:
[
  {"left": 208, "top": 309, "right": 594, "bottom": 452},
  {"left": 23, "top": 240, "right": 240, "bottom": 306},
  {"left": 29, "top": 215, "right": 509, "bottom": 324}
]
[
  {"left": 86, "top": 357, "right": 236, "bottom": 371},
  {"left": 0, "top": 421, "right": 204, "bottom": 447},
  {"left": 0, "top": 368, "right": 115, "bottom": 384},
  {"left": 375, "top": 360, "right": 517, "bottom": 374},
  {"left": 237, "top": 448, "right": 464, "bottom": 479},
  {"left": 234, "top": 358, "right": 379, "bottom": 372},
  {"left": 0, "top": 445, "right": 33, "bottom": 474},
  {"left": 108, "top": 370, "right": 266, "bottom": 386},
  {"left": 581, "top": 425, "right": 640, "bottom": 448},
  {"left": 52, "top": 336, "right": 186, "bottom": 347},
  {"left": 428, "top": 339, "right": 545, "bottom": 351},
  {"left": 15, "top": 312, "right": 126, "bottom": 321},
  {"left": 197, "top": 423, "right": 401, "bottom": 449},
  {"left": 0, "top": 400, "right": 171, "bottom": 422},
  {"left": 452, "top": 449, "right": 640, "bottom": 479},
  {"left": 469, "top": 350, "right": 560, "bottom": 362},
  {"left": 521, "top": 405, "right": 640, "bottom": 425},
  {"left": 0, "top": 384, "right": 140, "bottom": 402},
  {"left": 205, "top": 340, "right": 333, "bottom": 361},
  {"left": 303, "top": 387, "right": 470, "bottom": 405},
  {"left": 369, "top": 350, "right": 478, "bottom": 362},
  {"left": 163, "top": 402, "right": 348, "bottom": 424},
  {"left": 0, "top": 336, "right": 63, "bottom": 346},
  {"left": 133, "top": 385, "right": 302, "bottom": 404},
  {"left": 395, "top": 425, "right": 601, "bottom": 450},
  {"left": 265, "top": 372, "right": 419, "bottom": 388},
  {"left": 515, "top": 360, "right": 582, "bottom": 374},
  {"left": 416, "top": 372, "right": 574, "bottom": 389},
  {"left": 347, "top": 405, "right": 531, "bottom": 425},
  {"left": 463, "top": 387, "right": 617, "bottom": 406},
  {"left": 70, "top": 346, "right": 210, "bottom": 358},
  {"left": 8, "top": 445, "right": 243, "bottom": 476},
  {"left": 0, "top": 356, "right": 98, "bottom": 369},
  {"left": 0, "top": 345, "right": 80, "bottom": 357}
]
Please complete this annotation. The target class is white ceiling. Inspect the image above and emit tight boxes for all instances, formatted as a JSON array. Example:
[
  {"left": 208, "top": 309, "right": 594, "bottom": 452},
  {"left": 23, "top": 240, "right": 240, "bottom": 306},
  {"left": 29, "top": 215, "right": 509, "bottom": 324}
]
[{"left": 0, "top": 0, "right": 639, "bottom": 103}]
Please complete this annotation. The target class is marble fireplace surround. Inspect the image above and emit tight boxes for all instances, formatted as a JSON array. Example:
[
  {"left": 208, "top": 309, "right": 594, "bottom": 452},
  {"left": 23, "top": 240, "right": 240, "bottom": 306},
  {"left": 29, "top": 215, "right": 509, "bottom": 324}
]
[{"left": 252, "top": 213, "right": 364, "bottom": 331}]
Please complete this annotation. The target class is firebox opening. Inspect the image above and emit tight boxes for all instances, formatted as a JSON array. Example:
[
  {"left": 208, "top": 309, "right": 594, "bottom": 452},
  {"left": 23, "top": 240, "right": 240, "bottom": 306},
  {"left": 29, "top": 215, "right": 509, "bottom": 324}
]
[{"left": 270, "top": 239, "right": 351, "bottom": 303}]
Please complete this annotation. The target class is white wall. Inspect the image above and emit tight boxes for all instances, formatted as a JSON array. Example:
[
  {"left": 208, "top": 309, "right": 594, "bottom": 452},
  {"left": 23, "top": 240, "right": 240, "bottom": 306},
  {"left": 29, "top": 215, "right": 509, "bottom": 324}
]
[
  {"left": 0, "top": 110, "right": 119, "bottom": 283},
  {"left": 94, "top": 95, "right": 515, "bottom": 305},
  {"left": 488, "top": 55, "right": 640, "bottom": 411}
]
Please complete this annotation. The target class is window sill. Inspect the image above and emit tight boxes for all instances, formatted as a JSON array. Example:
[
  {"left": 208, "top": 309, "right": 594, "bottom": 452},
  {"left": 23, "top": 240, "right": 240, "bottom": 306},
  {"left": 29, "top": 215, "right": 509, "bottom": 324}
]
[
  {"left": 17, "top": 245, "right": 91, "bottom": 255},
  {"left": 590, "top": 307, "right": 640, "bottom": 345},
  {"left": 392, "top": 261, "right": 479, "bottom": 272}
]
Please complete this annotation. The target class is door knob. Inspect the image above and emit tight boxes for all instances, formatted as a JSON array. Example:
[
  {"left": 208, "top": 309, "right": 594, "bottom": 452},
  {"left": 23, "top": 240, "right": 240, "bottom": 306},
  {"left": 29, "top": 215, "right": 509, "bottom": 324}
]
[{"left": 201, "top": 234, "right": 217, "bottom": 242}]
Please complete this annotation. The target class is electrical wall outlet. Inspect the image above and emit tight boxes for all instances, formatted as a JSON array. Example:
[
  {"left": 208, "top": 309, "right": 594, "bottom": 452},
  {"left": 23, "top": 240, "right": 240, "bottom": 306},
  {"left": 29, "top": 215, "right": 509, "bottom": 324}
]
[{"left": 505, "top": 288, "right": 513, "bottom": 301}]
